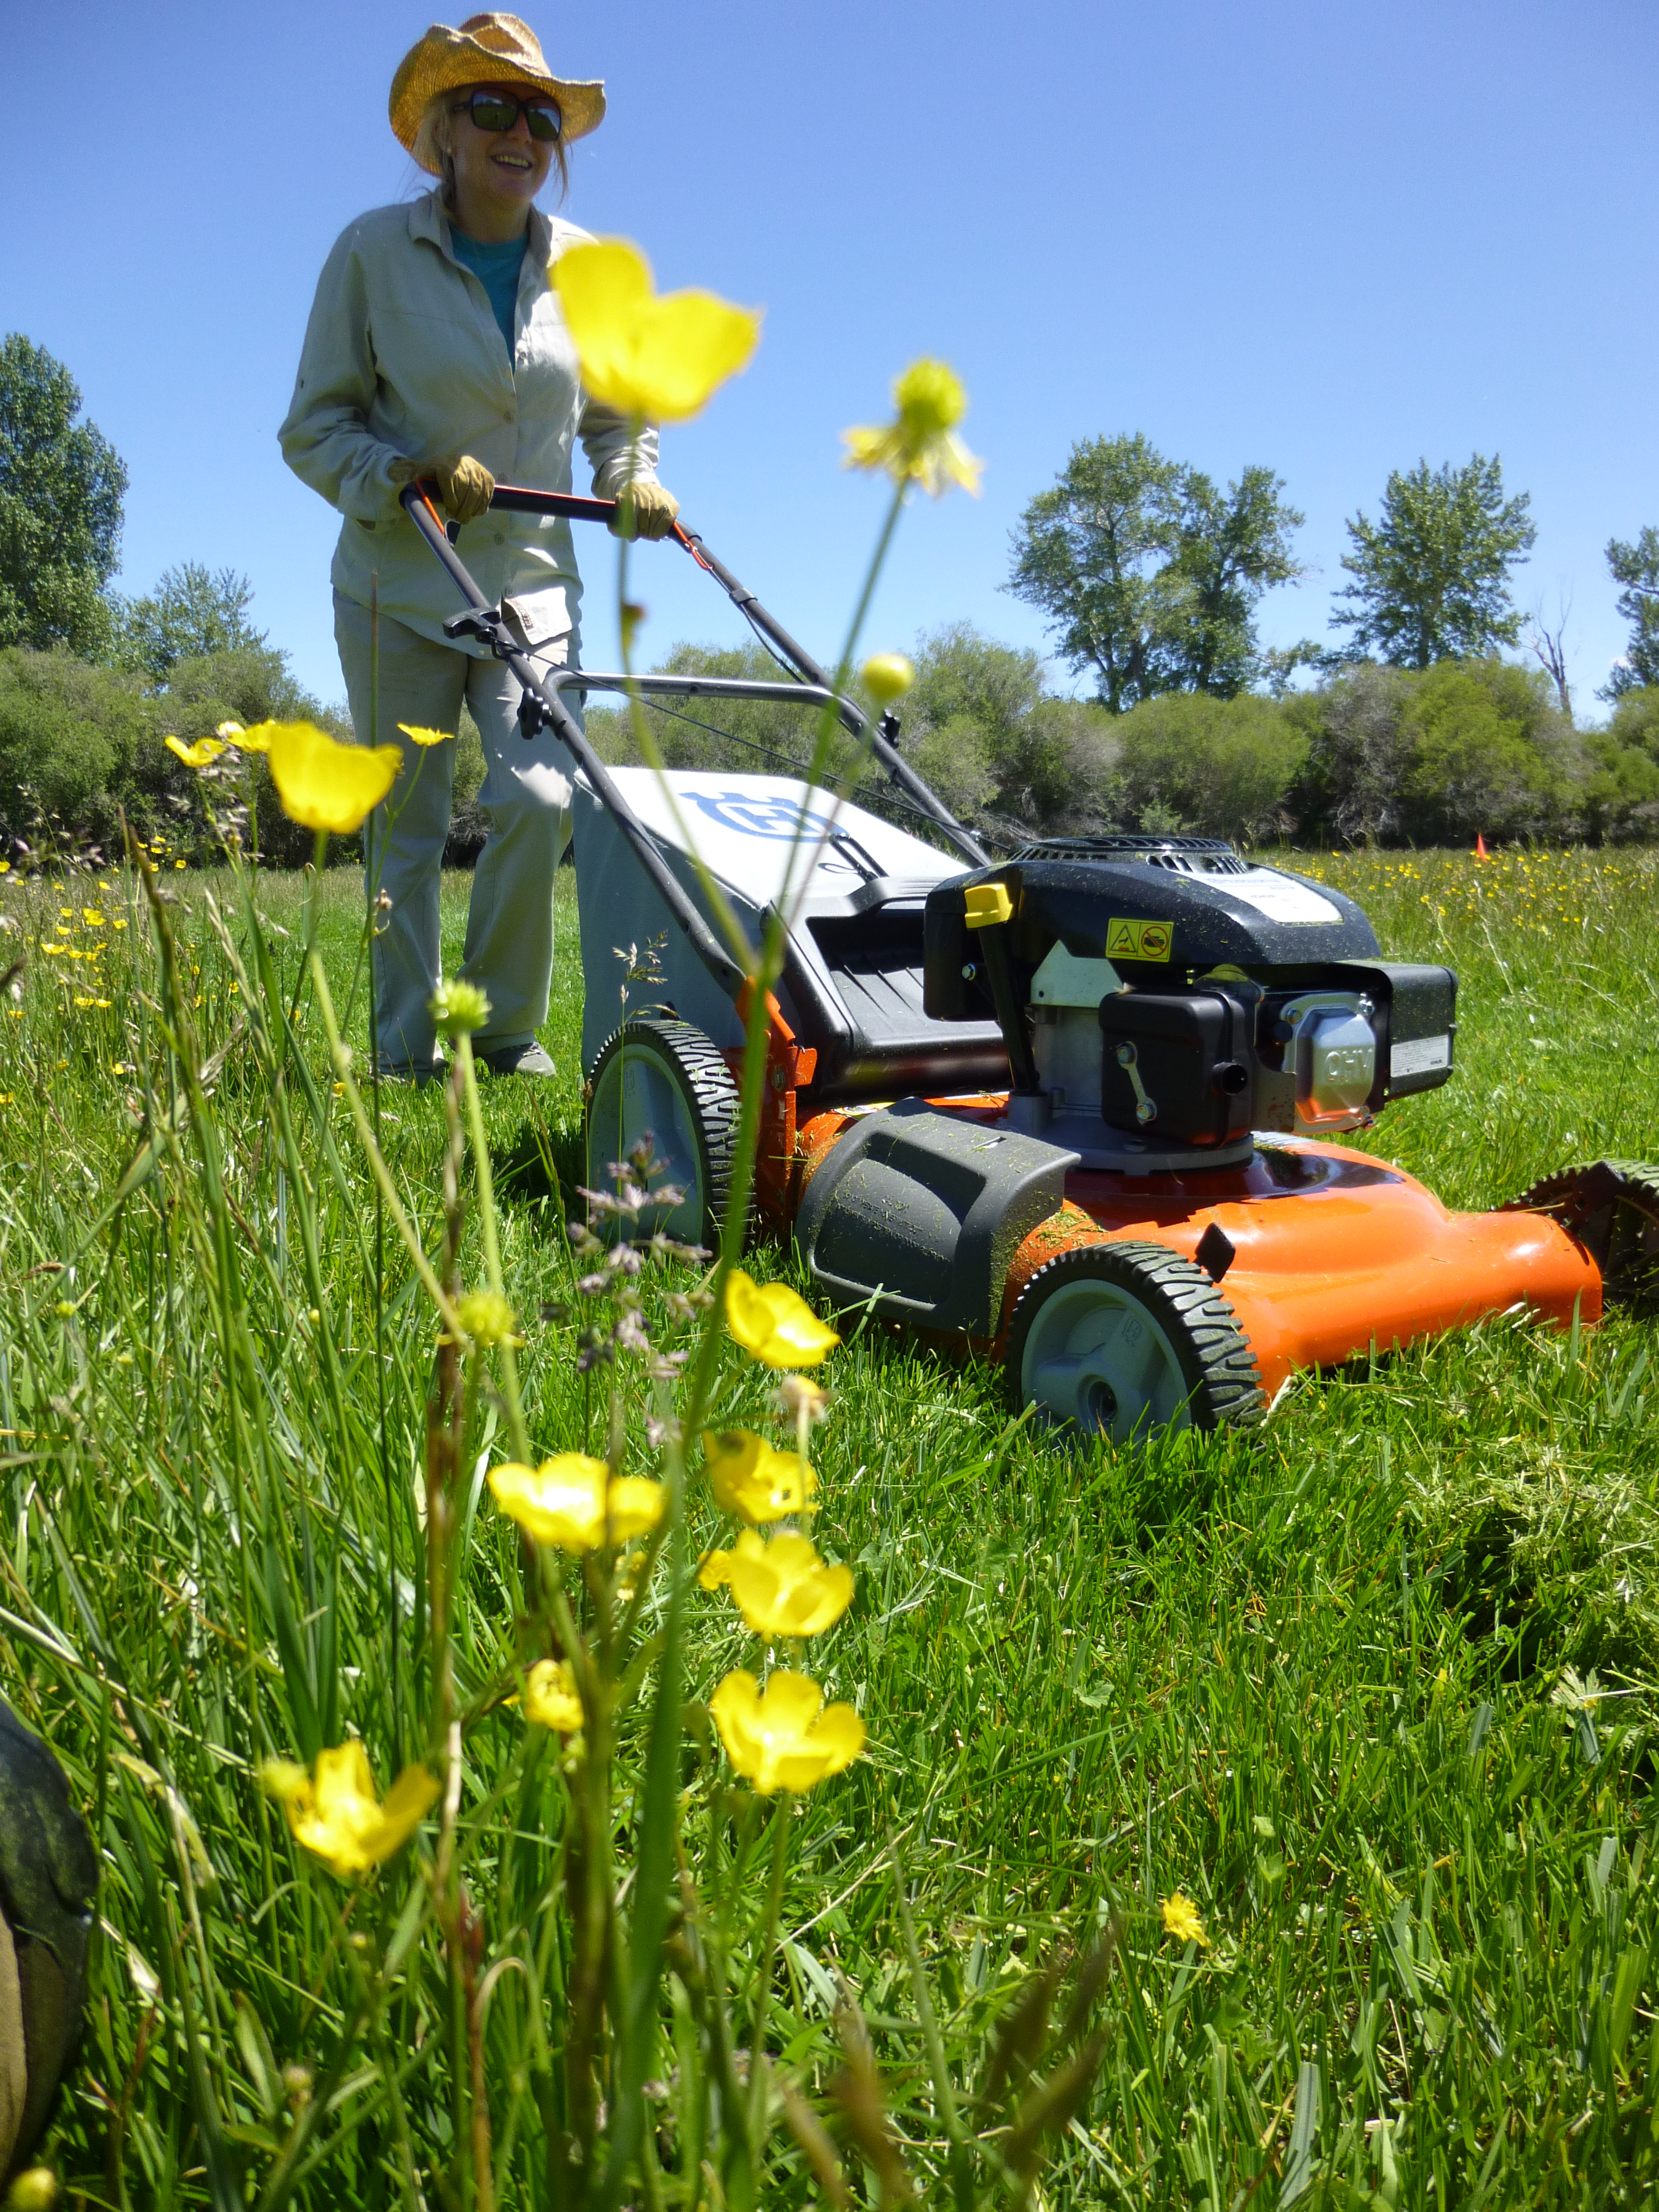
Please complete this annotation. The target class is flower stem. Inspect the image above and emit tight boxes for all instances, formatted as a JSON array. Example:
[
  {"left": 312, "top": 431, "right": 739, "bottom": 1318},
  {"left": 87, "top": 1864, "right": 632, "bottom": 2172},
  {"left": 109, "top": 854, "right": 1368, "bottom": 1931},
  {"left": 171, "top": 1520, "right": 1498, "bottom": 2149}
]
[
  {"left": 455, "top": 1031, "right": 530, "bottom": 1464},
  {"left": 744, "top": 1792, "right": 793, "bottom": 2165}
]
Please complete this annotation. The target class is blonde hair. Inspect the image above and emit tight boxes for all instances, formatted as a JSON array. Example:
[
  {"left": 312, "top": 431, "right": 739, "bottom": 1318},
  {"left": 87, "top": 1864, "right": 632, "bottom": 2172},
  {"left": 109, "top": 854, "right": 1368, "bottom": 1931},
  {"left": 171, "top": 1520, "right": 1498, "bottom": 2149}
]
[{"left": 413, "top": 86, "right": 569, "bottom": 207}]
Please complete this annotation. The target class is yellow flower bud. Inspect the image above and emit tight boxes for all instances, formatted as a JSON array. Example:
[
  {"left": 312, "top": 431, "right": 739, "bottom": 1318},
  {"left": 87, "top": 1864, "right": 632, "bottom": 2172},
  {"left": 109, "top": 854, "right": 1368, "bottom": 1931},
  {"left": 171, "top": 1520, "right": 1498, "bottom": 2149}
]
[
  {"left": 861, "top": 653, "right": 914, "bottom": 706},
  {"left": 457, "top": 1289, "right": 519, "bottom": 1346},
  {"left": 7, "top": 2167, "right": 60, "bottom": 2209},
  {"left": 430, "top": 979, "right": 492, "bottom": 1036}
]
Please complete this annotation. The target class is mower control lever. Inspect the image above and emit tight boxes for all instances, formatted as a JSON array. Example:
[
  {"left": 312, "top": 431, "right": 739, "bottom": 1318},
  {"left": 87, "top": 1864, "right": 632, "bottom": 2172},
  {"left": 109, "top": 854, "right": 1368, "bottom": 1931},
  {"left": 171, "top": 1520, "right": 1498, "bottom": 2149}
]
[{"left": 442, "top": 607, "right": 515, "bottom": 652}]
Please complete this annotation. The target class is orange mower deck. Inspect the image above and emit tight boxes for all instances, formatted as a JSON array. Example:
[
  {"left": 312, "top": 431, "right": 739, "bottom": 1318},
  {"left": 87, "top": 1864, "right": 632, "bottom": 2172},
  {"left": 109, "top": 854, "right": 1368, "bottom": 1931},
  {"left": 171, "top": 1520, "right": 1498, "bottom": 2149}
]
[{"left": 796, "top": 1098, "right": 1600, "bottom": 1408}]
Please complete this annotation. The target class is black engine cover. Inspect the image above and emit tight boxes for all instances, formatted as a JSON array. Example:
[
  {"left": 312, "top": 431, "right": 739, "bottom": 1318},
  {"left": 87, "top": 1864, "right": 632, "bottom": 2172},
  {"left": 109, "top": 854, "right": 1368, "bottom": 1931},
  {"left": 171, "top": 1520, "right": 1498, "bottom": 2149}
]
[
  {"left": 924, "top": 838, "right": 1379, "bottom": 1020},
  {"left": 1099, "top": 989, "right": 1255, "bottom": 1146}
]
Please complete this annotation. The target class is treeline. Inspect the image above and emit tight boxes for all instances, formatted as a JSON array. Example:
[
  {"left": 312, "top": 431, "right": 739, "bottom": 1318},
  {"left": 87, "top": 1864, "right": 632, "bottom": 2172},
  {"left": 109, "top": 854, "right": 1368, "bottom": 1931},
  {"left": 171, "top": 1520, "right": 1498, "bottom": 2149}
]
[
  {"left": 588, "top": 631, "right": 1659, "bottom": 849},
  {"left": 9, "top": 324, "right": 1659, "bottom": 862}
]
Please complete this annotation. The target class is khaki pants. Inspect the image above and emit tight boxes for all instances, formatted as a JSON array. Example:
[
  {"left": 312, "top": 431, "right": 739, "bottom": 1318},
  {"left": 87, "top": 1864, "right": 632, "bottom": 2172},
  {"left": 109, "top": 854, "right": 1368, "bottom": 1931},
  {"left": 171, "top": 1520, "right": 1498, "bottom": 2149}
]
[{"left": 333, "top": 589, "right": 577, "bottom": 1070}]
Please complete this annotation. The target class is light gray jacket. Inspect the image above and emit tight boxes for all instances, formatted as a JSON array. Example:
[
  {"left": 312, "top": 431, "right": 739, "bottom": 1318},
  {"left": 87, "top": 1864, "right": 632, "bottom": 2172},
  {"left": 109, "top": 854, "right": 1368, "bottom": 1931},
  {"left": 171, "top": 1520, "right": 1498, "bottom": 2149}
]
[{"left": 279, "top": 192, "right": 660, "bottom": 655}]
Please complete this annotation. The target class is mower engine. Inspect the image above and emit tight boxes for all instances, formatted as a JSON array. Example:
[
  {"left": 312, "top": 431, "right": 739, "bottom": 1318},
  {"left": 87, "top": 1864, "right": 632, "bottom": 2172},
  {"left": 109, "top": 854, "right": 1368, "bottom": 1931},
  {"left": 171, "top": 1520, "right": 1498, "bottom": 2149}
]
[{"left": 924, "top": 835, "right": 1457, "bottom": 1169}]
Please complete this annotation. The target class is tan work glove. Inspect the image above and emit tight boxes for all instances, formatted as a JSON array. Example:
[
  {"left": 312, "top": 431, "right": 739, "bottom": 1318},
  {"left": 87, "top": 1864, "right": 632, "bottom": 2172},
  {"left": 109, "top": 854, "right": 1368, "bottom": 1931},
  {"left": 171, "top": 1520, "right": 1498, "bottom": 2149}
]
[
  {"left": 609, "top": 480, "right": 680, "bottom": 541},
  {"left": 433, "top": 452, "right": 496, "bottom": 525},
  {"left": 392, "top": 452, "right": 496, "bottom": 524}
]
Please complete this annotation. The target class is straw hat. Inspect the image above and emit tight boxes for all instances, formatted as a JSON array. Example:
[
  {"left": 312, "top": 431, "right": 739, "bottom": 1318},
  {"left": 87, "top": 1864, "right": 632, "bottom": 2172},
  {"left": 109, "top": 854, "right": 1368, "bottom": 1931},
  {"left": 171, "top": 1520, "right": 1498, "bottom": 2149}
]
[{"left": 390, "top": 12, "right": 605, "bottom": 166}]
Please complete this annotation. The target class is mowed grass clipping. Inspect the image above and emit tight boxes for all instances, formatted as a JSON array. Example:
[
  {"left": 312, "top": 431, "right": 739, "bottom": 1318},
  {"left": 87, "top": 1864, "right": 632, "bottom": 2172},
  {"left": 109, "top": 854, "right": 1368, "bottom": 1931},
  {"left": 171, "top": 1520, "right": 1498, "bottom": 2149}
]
[{"left": 0, "top": 843, "right": 1655, "bottom": 2207}]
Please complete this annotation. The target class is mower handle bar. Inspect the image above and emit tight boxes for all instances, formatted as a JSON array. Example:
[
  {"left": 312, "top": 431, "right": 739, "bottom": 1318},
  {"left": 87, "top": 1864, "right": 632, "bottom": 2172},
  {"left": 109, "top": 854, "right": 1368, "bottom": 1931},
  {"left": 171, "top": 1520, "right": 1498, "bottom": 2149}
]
[
  {"left": 398, "top": 479, "right": 987, "bottom": 1012},
  {"left": 423, "top": 480, "right": 987, "bottom": 864}
]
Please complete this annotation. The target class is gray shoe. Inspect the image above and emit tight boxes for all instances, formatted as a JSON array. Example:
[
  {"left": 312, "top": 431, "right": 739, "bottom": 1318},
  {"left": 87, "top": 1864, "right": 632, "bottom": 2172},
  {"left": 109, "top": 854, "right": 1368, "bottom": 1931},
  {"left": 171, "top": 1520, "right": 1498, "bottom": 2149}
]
[
  {"left": 478, "top": 1040, "right": 556, "bottom": 1078},
  {"left": 373, "top": 1060, "right": 444, "bottom": 1088}
]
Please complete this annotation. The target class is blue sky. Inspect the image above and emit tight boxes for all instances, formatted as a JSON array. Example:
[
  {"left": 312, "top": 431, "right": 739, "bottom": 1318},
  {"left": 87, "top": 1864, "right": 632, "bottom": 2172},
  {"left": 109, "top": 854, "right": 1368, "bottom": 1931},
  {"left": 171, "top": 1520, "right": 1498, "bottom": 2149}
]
[{"left": 6, "top": 0, "right": 1656, "bottom": 720}]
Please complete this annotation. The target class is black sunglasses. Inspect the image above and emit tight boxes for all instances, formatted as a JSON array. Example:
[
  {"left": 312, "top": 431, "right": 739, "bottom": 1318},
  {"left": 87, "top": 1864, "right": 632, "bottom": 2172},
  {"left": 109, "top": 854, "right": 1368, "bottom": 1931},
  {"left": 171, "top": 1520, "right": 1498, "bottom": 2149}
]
[{"left": 451, "top": 89, "right": 562, "bottom": 142}]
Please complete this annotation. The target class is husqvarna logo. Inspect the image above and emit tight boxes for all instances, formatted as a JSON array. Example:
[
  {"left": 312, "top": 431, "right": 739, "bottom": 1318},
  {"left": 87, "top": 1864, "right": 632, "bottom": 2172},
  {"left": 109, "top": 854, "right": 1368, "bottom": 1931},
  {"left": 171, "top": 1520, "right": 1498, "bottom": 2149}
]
[{"left": 681, "top": 789, "right": 835, "bottom": 840}]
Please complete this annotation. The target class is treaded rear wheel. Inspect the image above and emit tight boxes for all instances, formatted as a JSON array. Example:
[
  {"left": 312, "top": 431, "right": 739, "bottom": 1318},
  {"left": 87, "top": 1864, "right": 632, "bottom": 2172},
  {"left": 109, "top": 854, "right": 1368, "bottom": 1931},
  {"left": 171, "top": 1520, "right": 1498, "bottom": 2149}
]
[
  {"left": 1501, "top": 1159, "right": 1659, "bottom": 1311},
  {"left": 585, "top": 1017, "right": 746, "bottom": 1253},
  {"left": 1006, "top": 1240, "right": 1264, "bottom": 1443}
]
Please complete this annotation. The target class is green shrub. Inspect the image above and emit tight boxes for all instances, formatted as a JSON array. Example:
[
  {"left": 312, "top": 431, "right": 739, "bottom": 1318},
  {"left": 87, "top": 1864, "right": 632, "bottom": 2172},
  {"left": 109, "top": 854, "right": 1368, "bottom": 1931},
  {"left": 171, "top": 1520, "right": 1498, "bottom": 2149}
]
[
  {"left": 1397, "top": 658, "right": 1574, "bottom": 842},
  {"left": 0, "top": 643, "right": 355, "bottom": 868},
  {"left": 1605, "top": 683, "right": 1659, "bottom": 763},
  {"left": 0, "top": 647, "right": 166, "bottom": 858},
  {"left": 1111, "top": 689, "right": 1307, "bottom": 841}
]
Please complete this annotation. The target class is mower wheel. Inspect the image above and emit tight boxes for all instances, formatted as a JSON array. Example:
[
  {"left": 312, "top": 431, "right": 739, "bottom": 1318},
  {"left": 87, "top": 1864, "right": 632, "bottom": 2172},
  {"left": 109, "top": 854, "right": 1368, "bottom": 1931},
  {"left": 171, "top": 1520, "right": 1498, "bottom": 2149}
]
[
  {"left": 1006, "top": 1241, "right": 1264, "bottom": 1444},
  {"left": 1500, "top": 1158, "right": 1659, "bottom": 1310},
  {"left": 585, "top": 1017, "right": 744, "bottom": 1252}
]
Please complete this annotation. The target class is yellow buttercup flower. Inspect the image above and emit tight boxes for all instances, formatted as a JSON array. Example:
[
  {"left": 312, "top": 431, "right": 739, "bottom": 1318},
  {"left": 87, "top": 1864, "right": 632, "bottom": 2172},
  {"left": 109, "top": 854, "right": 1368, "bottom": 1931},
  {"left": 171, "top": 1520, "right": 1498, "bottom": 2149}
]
[
  {"left": 522, "top": 1658, "right": 584, "bottom": 1733},
  {"left": 552, "top": 238, "right": 761, "bottom": 422},
  {"left": 456, "top": 1289, "right": 519, "bottom": 1347},
  {"left": 843, "top": 357, "right": 982, "bottom": 497},
  {"left": 724, "top": 1268, "right": 839, "bottom": 1368},
  {"left": 701, "top": 1429, "right": 818, "bottom": 1524},
  {"left": 164, "top": 734, "right": 228, "bottom": 769},
  {"left": 217, "top": 720, "right": 246, "bottom": 742},
  {"left": 81, "top": 909, "right": 104, "bottom": 927},
  {"left": 861, "top": 653, "right": 914, "bottom": 705},
  {"left": 488, "top": 1454, "right": 665, "bottom": 1552},
  {"left": 1161, "top": 1891, "right": 1208, "bottom": 1946},
  {"left": 267, "top": 721, "right": 402, "bottom": 834},
  {"left": 700, "top": 1528, "right": 853, "bottom": 1638},
  {"left": 262, "top": 1741, "right": 437, "bottom": 1878},
  {"left": 709, "top": 1668, "right": 864, "bottom": 1794},
  {"left": 430, "top": 978, "right": 492, "bottom": 1035},
  {"left": 227, "top": 720, "right": 274, "bottom": 752},
  {"left": 398, "top": 723, "right": 454, "bottom": 748}
]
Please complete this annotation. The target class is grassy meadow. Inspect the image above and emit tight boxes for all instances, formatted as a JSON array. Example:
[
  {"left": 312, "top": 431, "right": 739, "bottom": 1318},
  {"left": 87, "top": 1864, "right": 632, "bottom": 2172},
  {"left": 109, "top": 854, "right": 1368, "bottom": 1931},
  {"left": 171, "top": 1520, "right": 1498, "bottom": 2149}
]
[{"left": 0, "top": 840, "right": 1656, "bottom": 2207}]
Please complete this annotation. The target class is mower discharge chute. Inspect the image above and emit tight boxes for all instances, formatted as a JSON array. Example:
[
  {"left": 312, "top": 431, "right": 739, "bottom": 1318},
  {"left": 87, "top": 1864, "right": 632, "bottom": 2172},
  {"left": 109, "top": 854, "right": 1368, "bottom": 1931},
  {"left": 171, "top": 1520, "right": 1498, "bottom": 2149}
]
[{"left": 404, "top": 482, "right": 1659, "bottom": 1443}]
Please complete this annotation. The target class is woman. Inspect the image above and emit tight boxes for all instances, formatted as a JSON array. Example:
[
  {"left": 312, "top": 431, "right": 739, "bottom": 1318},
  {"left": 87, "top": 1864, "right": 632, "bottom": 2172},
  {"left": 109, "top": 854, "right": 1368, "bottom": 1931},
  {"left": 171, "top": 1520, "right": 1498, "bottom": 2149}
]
[{"left": 280, "top": 12, "right": 678, "bottom": 1079}]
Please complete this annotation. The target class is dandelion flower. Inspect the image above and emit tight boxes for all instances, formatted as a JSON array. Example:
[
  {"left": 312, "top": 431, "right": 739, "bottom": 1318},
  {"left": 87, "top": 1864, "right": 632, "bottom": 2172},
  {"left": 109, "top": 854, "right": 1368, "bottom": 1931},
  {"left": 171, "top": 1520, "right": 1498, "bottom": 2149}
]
[
  {"left": 488, "top": 1454, "right": 665, "bottom": 1551},
  {"left": 700, "top": 1528, "right": 853, "bottom": 1638},
  {"left": 724, "top": 1268, "right": 839, "bottom": 1368},
  {"left": 266, "top": 721, "right": 401, "bottom": 834},
  {"left": 843, "top": 357, "right": 982, "bottom": 497},
  {"left": 522, "top": 1658, "right": 584, "bottom": 1734},
  {"left": 398, "top": 723, "right": 454, "bottom": 748},
  {"left": 552, "top": 238, "right": 761, "bottom": 422},
  {"left": 1161, "top": 1890, "right": 1208, "bottom": 1946},
  {"left": 164, "top": 734, "right": 228, "bottom": 769},
  {"left": 262, "top": 1741, "right": 437, "bottom": 1879},
  {"left": 701, "top": 1429, "right": 818, "bottom": 1524},
  {"left": 709, "top": 1667, "right": 864, "bottom": 1794}
]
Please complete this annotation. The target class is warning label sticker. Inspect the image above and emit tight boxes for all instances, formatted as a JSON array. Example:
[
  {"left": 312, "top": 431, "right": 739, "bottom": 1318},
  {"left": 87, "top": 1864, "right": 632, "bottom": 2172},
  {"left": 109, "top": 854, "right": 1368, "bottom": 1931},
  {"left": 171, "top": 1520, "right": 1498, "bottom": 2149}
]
[{"left": 1105, "top": 917, "right": 1174, "bottom": 962}]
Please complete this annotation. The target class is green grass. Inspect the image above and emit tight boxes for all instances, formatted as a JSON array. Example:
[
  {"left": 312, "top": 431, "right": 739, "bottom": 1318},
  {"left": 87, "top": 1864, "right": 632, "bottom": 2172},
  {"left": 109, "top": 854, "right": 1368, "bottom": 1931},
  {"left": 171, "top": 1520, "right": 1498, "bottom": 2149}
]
[{"left": 1, "top": 844, "right": 1656, "bottom": 2207}]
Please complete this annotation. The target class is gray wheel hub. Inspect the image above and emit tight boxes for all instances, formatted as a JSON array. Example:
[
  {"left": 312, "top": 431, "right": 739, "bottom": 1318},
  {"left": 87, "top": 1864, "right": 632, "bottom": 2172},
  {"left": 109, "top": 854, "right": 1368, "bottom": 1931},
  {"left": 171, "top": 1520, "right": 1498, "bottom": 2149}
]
[
  {"left": 586, "top": 1040, "right": 706, "bottom": 1242},
  {"left": 1019, "top": 1277, "right": 1193, "bottom": 1442}
]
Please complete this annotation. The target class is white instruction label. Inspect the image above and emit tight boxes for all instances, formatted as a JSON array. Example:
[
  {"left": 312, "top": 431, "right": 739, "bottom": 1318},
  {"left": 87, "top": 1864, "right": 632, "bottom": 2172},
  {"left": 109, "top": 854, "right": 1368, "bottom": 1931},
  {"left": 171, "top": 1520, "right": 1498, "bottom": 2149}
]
[
  {"left": 1222, "top": 869, "right": 1342, "bottom": 925},
  {"left": 1391, "top": 1033, "right": 1451, "bottom": 1078}
]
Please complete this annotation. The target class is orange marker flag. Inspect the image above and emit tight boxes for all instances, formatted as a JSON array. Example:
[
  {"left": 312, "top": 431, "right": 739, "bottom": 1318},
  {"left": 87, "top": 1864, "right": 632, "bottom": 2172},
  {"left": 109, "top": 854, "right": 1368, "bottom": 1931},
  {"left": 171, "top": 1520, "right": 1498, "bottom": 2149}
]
[{"left": 1475, "top": 833, "right": 1489, "bottom": 860}]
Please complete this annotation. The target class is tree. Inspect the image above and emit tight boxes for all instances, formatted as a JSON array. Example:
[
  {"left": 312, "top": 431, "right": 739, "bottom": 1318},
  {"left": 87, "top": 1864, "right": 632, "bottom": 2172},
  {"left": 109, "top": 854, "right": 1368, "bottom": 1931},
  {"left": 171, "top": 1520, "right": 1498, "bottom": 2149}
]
[
  {"left": 1600, "top": 526, "right": 1659, "bottom": 700},
  {"left": 1330, "top": 453, "right": 1535, "bottom": 668},
  {"left": 0, "top": 333, "right": 127, "bottom": 658},
  {"left": 113, "top": 562, "right": 267, "bottom": 683},
  {"left": 1005, "top": 435, "right": 1305, "bottom": 712},
  {"left": 1528, "top": 589, "right": 1573, "bottom": 716},
  {"left": 904, "top": 623, "right": 1119, "bottom": 829}
]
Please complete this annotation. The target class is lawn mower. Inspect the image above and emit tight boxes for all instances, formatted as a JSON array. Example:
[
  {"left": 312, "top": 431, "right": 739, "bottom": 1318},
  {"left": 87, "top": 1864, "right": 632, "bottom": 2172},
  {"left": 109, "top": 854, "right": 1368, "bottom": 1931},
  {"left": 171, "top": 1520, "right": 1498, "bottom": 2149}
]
[{"left": 403, "top": 482, "right": 1659, "bottom": 1440}]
